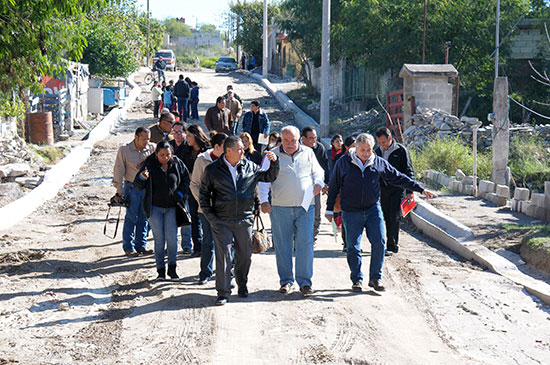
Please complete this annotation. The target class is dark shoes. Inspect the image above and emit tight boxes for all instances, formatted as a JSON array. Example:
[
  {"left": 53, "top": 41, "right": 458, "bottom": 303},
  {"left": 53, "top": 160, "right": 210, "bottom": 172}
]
[
  {"left": 137, "top": 248, "right": 153, "bottom": 255},
  {"left": 156, "top": 268, "right": 166, "bottom": 281},
  {"left": 368, "top": 280, "right": 386, "bottom": 292},
  {"left": 300, "top": 285, "right": 314, "bottom": 296},
  {"left": 215, "top": 296, "right": 228, "bottom": 306},
  {"left": 125, "top": 250, "right": 139, "bottom": 257},
  {"left": 279, "top": 284, "right": 293, "bottom": 294},
  {"left": 167, "top": 264, "right": 179, "bottom": 280},
  {"left": 190, "top": 251, "right": 201, "bottom": 258},
  {"left": 352, "top": 282, "right": 363, "bottom": 292},
  {"left": 238, "top": 287, "right": 249, "bottom": 298},
  {"left": 198, "top": 278, "right": 209, "bottom": 285},
  {"left": 182, "top": 248, "right": 192, "bottom": 256},
  {"left": 384, "top": 251, "right": 394, "bottom": 257}
]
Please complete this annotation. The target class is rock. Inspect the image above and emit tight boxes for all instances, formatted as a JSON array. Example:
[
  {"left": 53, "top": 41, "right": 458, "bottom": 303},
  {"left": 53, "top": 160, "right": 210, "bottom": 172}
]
[
  {"left": 496, "top": 184, "right": 510, "bottom": 198},
  {"left": 4, "top": 163, "right": 31, "bottom": 177},
  {"left": 14, "top": 176, "right": 41, "bottom": 188}
]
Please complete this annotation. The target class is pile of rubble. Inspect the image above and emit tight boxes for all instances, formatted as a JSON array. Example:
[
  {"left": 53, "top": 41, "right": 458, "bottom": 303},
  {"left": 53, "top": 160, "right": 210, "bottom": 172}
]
[
  {"left": 403, "top": 107, "right": 550, "bottom": 149},
  {"left": 334, "top": 109, "right": 384, "bottom": 136}
]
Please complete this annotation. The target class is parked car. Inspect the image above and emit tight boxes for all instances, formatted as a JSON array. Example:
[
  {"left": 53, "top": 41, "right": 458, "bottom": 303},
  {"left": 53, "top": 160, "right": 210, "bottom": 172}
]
[
  {"left": 153, "top": 50, "right": 177, "bottom": 71},
  {"left": 215, "top": 57, "right": 238, "bottom": 73}
]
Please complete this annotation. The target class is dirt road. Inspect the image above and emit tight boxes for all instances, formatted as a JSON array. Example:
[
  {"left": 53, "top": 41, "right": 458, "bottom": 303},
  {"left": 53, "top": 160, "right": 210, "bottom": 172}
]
[{"left": 1, "top": 69, "right": 549, "bottom": 364}]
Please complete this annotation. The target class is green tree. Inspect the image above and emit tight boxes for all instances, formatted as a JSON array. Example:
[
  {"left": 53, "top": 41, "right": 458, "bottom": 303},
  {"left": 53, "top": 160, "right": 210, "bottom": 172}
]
[
  {"left": 164, "top": 18, "right": 193, "bottom": 37},
  {"left": 229, "top": 1, "right": 280, "bottom": 64},
  {"left": 200, "top": 24, "right": 217, "bottom": 32},
  {"left": 0, "top": 0, "right": 107, "bottom": 94}
]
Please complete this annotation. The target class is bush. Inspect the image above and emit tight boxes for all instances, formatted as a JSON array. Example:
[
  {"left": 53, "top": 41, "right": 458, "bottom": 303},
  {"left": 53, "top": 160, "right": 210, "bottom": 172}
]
[
  {"left": 509, "top": 135, "right": 550, "bottom": 192},
  {"left": 200, "top": 57, "right": 218, "bottom": 69},
  {"left": 409, "top": 137, "right": 492, "bottom": 181}
]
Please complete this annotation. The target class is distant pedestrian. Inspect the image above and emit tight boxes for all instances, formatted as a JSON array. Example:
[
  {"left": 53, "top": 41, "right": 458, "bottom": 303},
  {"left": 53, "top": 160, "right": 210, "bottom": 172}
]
[
  {"left": 301, "top": 126, "right": 329, "bottom": 245},
  {"left": 195, "top": 55, "right": 200, "bottom": 69},
  {"left": 326, "top": 133, "right": 437, "bottom": 293},
  {"left": 189, "top": 82, "right": 200, "bottom": 120},
  {"left": 163, "top": 85, "right": 173, "bottom": 113},
  {"left": 259, "top": 126, "right": 325, "bottom": 296},
  {"left": 240, "top": 53, "right": 247, "bottom": 70},
  {"left": 327, "top": 134, "right": 343, "bottom": 175},
  {"left": 223, "top": 85, "right": 242, "bottom": 104},
  {"left": 242, "top": 100, "right": 270, "bottom": 152},
  {"left": 112, "top": 127, "right": 156, "bottom": 257},
  {"left": 174, "top": 75, "right": 190, "bottom": 122},
  {"left": 375, "top": 127, "right": 415, "bottom": 256},
  {"left": 154, "top": 57, "right": 167, "bottom": 82},
  {"left": 134, "top": 140, "right": 191, "bottom": 281},
  {"left": 151, "top": 83, "right": 163, "bottom": 118},
  {"left": 205, "top": 96, "right": 232, "bottom": 135},
  {"left": 226, "top": 90, "right": 243, "bottom": 135},
  {"left": 148, "top": 110, "right": 174, "bottom": 144},
  {"left": 199, "top": 136, "right": 280, "bottom": 305},
  {"left": 190, "top": 132, "right": 228, "bottom": 284}
]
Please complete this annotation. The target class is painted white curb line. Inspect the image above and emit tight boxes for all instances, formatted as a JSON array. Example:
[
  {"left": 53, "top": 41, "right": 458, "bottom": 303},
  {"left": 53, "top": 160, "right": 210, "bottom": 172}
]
[
  {"left": 411, "top": 200, "right": 550, "bottom": 305},
  {"left": 0, "top": 73, "right": 141, "bottom": 232}
]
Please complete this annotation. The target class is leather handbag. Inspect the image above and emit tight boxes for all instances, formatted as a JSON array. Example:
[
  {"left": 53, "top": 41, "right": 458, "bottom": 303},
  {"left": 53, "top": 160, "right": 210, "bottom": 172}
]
[{"left": 252, "top": 213, "right": 271, "bottom": 254}]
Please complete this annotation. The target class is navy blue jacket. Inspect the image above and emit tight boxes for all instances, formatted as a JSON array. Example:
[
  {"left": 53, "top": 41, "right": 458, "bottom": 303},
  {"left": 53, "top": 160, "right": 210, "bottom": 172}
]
[
  {"left": 327, "top": 151, "right": 424, "bottom": 213},
  {"left": 242, "top": 111, "right": 270, "bottom": 135}
]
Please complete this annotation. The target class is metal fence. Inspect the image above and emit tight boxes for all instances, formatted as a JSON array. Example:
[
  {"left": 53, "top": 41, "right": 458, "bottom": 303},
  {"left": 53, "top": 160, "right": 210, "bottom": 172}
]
[{"left": 343, "top": 66, "right": 394, "bottom": 103}]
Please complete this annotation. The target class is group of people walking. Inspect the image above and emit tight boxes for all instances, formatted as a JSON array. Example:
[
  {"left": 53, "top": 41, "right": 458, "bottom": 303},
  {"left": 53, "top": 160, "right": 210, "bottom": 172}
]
[
  {"left": 151, "top": 75, "right": 199, "bottom": 122},
  {"left": 113, "top": 83, "right": 436, "bottom": 305}
]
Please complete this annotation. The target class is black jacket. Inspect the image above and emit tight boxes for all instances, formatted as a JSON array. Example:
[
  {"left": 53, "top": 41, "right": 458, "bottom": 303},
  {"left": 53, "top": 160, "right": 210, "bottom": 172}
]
[
  {"left": 312, "top": 142, "right": 329, "bottom": 184},
  {"left": 134, "top": 155, "right": 190, "bottom": 218},
  {"left": 174, "top": 79, "right": 190, "bottom": 98},
  {"left": 374, "top": 142, "right": 415, "bottom": 195},
  {"left": 199, "top": 155, "right": 279, "bottom": 222}
]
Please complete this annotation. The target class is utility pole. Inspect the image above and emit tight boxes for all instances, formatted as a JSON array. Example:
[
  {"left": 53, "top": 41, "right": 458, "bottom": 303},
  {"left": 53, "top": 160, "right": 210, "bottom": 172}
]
[
  {"left": 320, "top": 0, "right": 330, "bottom": 137},
  {"left": 422, "top": 0, "right": 427, "bottom": 64},
  {"left": 146, "top": 0, "right": 150, "bottom": 67},
  {"left": 263, "top": 0, "right": 268, "bottom": 78},
  {"left": 495, "top": 0, "right": 500, "bottom": 78}
]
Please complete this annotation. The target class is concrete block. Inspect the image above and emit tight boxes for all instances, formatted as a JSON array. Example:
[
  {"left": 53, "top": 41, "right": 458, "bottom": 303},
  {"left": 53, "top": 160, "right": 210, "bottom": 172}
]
[
  {"left": 511, "top": 198, "right": 520, "bottom": 211},
  {"left": 463, "top": 184, "right": 474, "bottom": 195},
  {"left": 534, "top": 206, "right": 547, "bottom": 220},
  {"left": 456, "top": 169, "right": 466, "bottom": 181},
  {"left": 514, "top": 187, "right": 530, "bottom": 201},
  {"left": 479, "top": 180, "right": 494, "bottom": 194},
  {"left": 479, "top": 191, "right": 487, "bottom": 199},
  {"left": 424, "top": 170, "right": 431, "bottom": 181},
  {"left": 525, "top": 202, "right": 536, "bottom": 217},
  {"left": 463, "top": 176, "right": 474, "bottom": 185},
  {"left": 496, "top": 184, "right": 510, "bottom": 198},
  {"left": 440, "top": 175, "right": 451, "bottom": 187},
  {"left": 531, "top": 193, "right": 546, "bottom": 208},
  {"left": 487, "top": 192, "right": 498, "bottom": 205},
  {"left": 545, "top": 181, "right": 550, "bottom": 195}
]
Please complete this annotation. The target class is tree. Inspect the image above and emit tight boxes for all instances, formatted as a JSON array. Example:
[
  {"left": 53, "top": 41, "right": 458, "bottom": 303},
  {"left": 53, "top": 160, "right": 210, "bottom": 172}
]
[
  {"left": 0, "top": 0, "right": 107, "bottom": 94},
  {"left": 200, "top": 24, "right": 217, "bottom": 32},
  {"left": 164, "top": 18, "right": 193, "bottom": 37},
  {"left": 229, "top": 1, "right": 280, "bottom": 64}
]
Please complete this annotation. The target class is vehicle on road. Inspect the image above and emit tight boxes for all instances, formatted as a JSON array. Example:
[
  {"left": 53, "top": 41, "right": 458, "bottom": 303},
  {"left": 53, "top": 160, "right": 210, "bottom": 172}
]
[
  {"left": 215, "top": 57, "right": 238, "bottom": 73},
  {"left": 153, "top": 49, "right": 177, "bottom": 71}
]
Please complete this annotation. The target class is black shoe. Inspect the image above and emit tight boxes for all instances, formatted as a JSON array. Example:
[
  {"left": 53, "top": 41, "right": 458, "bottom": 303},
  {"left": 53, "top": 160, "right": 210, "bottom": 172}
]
[
  {"left": 156, "top": 268, "right": 166, "bottom": 281},
  {"left": 215, "top": 296, "right": 228, "bottom": 306},
  {"left": 352, "top": 282, "right": 363, "bottom": 292},
  {"left": 167, "top": 264, "right": 179, "bottom": 280},
  {"left": 368, "top": 280, "right": 386, "bottom": 292},
  {"left": 137, "top": 248, "right": 153, "bottom": 255},
  {"left": 182, "top": 248, "right": 192, "bottom": 256},
  {"left": 198, "top": 278, "right": 209, "bottom": 285},
  {"left": 190, "top": 251, "right": 201, "bottom": 258},
  {"left": 300, "top": 285, "right": 314, "bottom": 296},
  {"left": 385, "top": 251, "right": 394, "bottom": 257},
  {"left": 238, "top": 287, "right": 249, "bottom": 298},
  {"left": 125, "top": 250, "right": 139, "bottom": 257}
]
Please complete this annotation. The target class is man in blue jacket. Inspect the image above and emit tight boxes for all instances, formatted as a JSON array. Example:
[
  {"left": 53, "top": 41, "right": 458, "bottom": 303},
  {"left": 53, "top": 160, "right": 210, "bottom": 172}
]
[
  {"left": 242, "top": 100, "right": 270, "bottom": 151},
  {"left": 325, "top": 133, "right": 436, "bottom": 292}
]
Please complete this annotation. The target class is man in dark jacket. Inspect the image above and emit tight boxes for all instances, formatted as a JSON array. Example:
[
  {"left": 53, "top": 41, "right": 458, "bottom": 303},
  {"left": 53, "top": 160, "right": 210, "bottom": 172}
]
[
  {"left": 174, "top": 75, "right": 190, "bottom": 122},
  {"left": 301, "top": 126, "right": 329, "bottom": 244},
  {"left": 199, "top": 136, "right": 279, "bottom": 306},
  {"left": 325, "top": 133, "right": 436, "bottom": 293},
  {"left": 242, "top": 100, "right": 270, "bottom": 152},
  {"left": 205, "top": 96, "right": 232, "bottom": 135},
  {"left": 148, "top": 110, "right": 174, "bottom": 144},
  {"left": 375, "top": 127, "right": 415, "bottom": 255}
]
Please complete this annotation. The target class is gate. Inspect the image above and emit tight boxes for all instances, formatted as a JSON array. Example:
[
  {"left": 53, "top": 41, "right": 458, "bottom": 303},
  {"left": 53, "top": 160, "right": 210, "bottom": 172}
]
[{"left": 386, "top": 89, "right": 404, "bottom": 142}]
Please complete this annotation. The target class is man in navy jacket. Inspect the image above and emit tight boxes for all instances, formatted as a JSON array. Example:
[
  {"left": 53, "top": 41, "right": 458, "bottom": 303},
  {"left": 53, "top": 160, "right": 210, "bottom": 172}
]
[{"left": 325, "top": 133, "right": 436, "bottom": 292}]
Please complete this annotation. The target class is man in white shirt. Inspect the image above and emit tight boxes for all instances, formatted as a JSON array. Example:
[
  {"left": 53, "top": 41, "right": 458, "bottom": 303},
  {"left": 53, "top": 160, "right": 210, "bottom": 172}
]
[{"left": 259, "top": 126, "right": 325, "bottom": 296}]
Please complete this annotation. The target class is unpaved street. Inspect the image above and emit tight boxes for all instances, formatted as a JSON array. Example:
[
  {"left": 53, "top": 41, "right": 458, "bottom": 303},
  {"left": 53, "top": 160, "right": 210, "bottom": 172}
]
[{"left": 1, "top": 69, "right": 549, "bottom": 364}]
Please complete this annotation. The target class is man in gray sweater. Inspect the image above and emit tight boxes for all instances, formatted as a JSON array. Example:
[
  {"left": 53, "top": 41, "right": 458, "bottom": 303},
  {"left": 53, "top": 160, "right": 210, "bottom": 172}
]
[{"left": 259, "top": 126, "right": 325, "bottom": 296}]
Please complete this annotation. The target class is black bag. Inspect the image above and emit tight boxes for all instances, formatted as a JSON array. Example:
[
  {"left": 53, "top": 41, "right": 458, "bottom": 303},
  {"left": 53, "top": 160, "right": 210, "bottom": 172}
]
[{"left": 175, "top": 201, "right": 191, "bottom": 227}]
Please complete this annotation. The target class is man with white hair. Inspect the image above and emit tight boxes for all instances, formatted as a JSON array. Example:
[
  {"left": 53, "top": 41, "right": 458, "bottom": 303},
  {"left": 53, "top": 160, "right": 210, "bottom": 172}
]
[
  {"left": 259, "top": 126, "right": 325, "bottom": 296},
  {"left": 325, "top": 133, "right": 436, "bottom": 292}
]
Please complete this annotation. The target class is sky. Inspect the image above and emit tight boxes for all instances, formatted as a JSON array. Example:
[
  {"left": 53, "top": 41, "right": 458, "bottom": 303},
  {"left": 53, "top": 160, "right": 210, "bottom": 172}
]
[{"left": 135, "top": 0, "right": 233, "bottom": 28}]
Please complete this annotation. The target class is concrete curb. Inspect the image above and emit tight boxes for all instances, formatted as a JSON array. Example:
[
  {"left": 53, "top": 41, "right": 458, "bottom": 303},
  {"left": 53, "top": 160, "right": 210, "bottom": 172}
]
[
  {"left": 0, "top": 73, "right": 141, "bottom": 232},
  {"left": 411, "top": 200, "right": 550, "bottom": 305}
]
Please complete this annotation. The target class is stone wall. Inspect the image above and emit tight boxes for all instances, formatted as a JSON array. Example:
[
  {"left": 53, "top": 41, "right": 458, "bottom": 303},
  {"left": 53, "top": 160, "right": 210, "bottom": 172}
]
[
  {"left": 403, "top": 76, "right": 453, "bottom": 130},
  {"left": 309, "top": 59, "right": 345, "bottom": 103}
]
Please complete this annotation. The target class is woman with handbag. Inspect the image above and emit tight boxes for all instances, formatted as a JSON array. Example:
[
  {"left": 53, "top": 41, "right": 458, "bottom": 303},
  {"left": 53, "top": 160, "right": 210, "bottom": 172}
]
[{"left": 134, "top": 140, "right": 190, "bottom": 281}]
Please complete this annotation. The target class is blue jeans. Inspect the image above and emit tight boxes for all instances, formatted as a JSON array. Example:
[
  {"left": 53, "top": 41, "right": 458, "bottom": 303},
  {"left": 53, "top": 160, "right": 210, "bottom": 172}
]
[
  {"left": 270, "top": 205, "right": 315, "bottom": 287},
  {"left": 190, "top": 101, "right": 199, "bottom": 119},
  {"left": 122, "top": 182, "right": 148, "bottom": 253},
  {"left": 180, "top": 225, "right": 192, "bottom": 251},
  {"left": 177, "top": 97, "right": 188, "bottom": 122},
  {"left": 199, "top": 213, "right": 214, "bottom": 280},
  {"left": 157, "top": 69, "right": 165, "bottom": 82},
  {"left": 342, "top": 203, "right": 386, "bottom": 283},
  {"left": 148, "top": 206, "right": 178, "bottom": 269}
]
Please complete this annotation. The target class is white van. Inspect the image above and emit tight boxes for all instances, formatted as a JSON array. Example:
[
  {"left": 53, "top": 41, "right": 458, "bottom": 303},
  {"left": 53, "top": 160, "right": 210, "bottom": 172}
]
[{"left": 153, "top": 49, "right": 177, "bottom": 71}]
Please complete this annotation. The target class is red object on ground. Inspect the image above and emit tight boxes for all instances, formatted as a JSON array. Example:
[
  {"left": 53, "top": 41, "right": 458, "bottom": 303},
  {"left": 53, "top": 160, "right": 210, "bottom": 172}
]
[{"left": 400, "top": 195, "right": 416, "bottom": 217}]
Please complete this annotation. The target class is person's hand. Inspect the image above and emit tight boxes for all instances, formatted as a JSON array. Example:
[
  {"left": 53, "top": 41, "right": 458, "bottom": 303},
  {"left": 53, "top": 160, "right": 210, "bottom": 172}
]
[
  {"left": 422, "top": 190, "right": 438, "bottom": 200},
  {"left": 261, "top": 202, "right": 271, "bottom": 214},
  {"left": 313, "top": 184, "right": 322, "bottom": 196},
  {"left": 263, "top": 134, "right": 268, "bottom": 139},
  {"left": 325, "top": 213, "right": 333, "bottom": 222},
  {"left": 113, "top": 194, "right": 122, "bottom": 203},
  {"left": 406, "top": 193, "right": 414, "bottom": 201},
  {"left": 140, "top": 167, "right": 149, "bottom": 180},
  {"left": 322, "top": 185, "right": 329, "bottom": 195},
  {"left": 265, "top": 151, "right": 277, "bottom": 161}
]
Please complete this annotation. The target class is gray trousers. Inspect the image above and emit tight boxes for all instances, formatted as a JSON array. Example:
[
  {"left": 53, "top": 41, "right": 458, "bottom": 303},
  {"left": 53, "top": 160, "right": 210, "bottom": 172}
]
[
  {"left": 314, "top": 194, "right": 321, "bottom": 240},
  {"left": 210, "top": 217, "right": 254, "bottom": 297}
]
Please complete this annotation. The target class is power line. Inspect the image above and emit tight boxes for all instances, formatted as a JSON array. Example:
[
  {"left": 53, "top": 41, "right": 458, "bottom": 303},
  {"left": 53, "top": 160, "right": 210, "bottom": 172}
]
[{"left": 509, "top": 95, "right": 550, "bottom": 120}]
